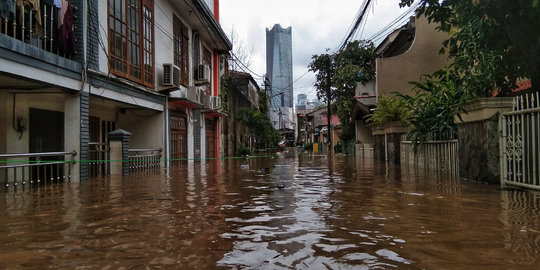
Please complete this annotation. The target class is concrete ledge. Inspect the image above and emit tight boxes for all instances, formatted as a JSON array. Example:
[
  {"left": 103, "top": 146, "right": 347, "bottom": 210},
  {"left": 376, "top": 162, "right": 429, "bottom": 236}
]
[
  {"left": 456, "top": 97, "right": 513, "bottom": 123},
  {"left": 371, "top": 122, "right": 409, "bottom": 135}
]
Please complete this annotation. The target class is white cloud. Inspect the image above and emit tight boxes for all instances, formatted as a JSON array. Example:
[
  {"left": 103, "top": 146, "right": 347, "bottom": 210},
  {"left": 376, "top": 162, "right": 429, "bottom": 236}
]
[{"left": 220, "top": 0, "right": 411, "bottom": 101}]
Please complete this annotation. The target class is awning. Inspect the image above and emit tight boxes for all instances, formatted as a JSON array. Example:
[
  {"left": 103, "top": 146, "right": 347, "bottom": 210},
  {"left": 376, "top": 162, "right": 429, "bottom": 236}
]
[
  {"left": 169, "top": 99, "right": 202, "bottom": 109},
  {"left": 205, "top": 111, "right": 227, "bottom": 118}
]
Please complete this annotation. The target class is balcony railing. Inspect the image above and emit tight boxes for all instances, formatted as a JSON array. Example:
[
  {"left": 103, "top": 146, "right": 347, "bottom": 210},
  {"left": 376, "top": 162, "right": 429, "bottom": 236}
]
[
  {"left": 0, "top": 151, "right": 77, "bottom": 188},
  {"left": 0, "top": 0, "right": 75, "bottom": 58}
]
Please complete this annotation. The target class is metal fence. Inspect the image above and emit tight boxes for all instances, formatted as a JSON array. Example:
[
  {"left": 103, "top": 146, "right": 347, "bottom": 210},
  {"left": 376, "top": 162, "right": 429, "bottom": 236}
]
[
  {"left": 0, "top": 151, "right": 77, "bottom": 188},
  {"left": 128, "top": 148, "right": 162, "bottom": 172},
  {"left": 500, "top": 93, "right": 540, "bottom": 190},
  {"left": 88, "top": 142, "right": 110, "bottom": 177},
  {"left": 401, "top": 134, "right": 459, "bottom": 176}
]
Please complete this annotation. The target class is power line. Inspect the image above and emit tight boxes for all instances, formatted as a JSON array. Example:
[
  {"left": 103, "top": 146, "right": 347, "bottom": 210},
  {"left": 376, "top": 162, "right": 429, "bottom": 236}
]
[
  {"left": 339, "top": 0, "right": 374, "bottom": 51},
  {"left": 366, "top": 1, "right": 420, "bottom": 43},
  {"left": 229, "top": 52, "right": 264, "bottom": 79}
]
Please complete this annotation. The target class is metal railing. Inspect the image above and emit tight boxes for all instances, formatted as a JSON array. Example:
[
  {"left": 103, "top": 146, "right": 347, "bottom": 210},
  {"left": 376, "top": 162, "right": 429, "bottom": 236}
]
[
  {"left": 128, "top": 148, "right": 162, "bottom": 172},
  {"left": 400, "top": 134, "right": 459, "bottom": 176},
  {"left": 500, "top": 92, "right": 540, "bottom": 190},
  {"left": 88, "top": 142, "right": 110, "bottom": 177},
  {"left": 0, "top": 151, "right": 77, "bottom": 188},
  {"left": 0, "top": 1, "right": 73, "bottom": 58}
]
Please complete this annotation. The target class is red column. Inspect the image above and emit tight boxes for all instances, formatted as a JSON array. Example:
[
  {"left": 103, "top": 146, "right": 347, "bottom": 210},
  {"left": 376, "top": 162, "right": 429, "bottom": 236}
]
[
  {"left": 213, "top": 0, "right": 220, "bottom": 159},
  {"left": 213, "top": 0, "right": 219, "bottom": 22}
]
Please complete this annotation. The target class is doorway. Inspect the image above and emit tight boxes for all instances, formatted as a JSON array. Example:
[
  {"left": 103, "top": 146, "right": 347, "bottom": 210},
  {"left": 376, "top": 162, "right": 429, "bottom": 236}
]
[{"left": 29, "top": 108, "right": 64, "bottom": 181}]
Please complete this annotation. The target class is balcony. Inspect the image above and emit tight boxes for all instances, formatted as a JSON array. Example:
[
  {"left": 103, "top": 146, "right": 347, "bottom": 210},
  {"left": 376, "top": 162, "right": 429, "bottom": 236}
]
[{"left": 0, "top": 1, "right": 76, "bottom": 59}]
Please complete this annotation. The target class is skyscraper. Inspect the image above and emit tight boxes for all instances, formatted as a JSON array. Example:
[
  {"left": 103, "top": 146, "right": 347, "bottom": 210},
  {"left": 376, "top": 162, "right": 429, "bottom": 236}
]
[{"left": 266, "top": 24, "right": 293, "bottom": 130}]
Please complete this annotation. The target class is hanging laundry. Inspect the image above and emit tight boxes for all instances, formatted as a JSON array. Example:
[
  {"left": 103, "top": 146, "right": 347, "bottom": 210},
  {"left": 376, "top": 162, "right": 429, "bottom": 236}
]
[
  {"left": 58, "top": 0, "right": 67, "bottom": 28},
  {"left": 0, "top": 0, "right": 15, "bottom": 19},
  {"left": 58, "top": 0, "right": 74, "bottom": 55},
  {"left": 16, "top": 0, "right": 42, "bottom": 36}
]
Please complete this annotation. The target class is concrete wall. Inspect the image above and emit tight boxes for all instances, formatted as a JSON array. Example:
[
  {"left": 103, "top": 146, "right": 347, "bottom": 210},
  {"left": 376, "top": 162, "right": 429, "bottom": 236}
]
[
  {"left": 117, "top": 110, "right": 164, "bottom": 150},
  {"left": 355, "top": 81, "right": 376, "bottom": 96},
  {"left": 376, "top": 15, "right": 449, "bottom": 97},
  {"left": 355, "top": 119, "right": 374, "bottom": 144}
]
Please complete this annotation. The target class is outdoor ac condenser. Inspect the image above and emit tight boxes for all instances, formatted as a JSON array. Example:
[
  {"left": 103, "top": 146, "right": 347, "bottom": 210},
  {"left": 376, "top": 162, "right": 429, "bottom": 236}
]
[{"left": 163, "top": 63, "right": 181, "bottom": 87}]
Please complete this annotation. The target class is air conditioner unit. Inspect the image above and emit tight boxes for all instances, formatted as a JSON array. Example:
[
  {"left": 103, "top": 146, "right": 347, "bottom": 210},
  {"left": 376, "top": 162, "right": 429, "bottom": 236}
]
[
  {"left": 196, "top": 63, "right": 211, "bottom": 83},
  {"left": 210, "top": 96, "right": 221, "bottom": 110},
  {"left": 162, "top": 63, "right": 181, "bottom": 87},
  {"left": 196, "top": 88, "right": 207, "bottom": 105},
  {"left": 170, "top": 88, "right": 187, "bottom": 99}
]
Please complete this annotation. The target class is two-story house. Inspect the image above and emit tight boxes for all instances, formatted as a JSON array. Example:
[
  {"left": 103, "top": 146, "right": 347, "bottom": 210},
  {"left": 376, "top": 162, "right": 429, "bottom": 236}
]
[{"left": 0, "top": 0, "right": 230, "bottom": 184}]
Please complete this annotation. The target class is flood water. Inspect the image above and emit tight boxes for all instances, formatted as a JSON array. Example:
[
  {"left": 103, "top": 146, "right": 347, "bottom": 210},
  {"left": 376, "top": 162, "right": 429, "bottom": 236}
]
[{"left": 1, "top": 153, "right": 540, "bottom": 269}]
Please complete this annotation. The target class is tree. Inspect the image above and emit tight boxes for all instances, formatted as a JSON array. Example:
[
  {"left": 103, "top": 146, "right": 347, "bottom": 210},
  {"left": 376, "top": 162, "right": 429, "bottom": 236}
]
[
  {"left": 237, "top": 107, "right": 281, "bottom": 150},
  {"left": 228, "top": 27, "right": 254, "bottom": 71},
  {"left": 399, "top": 0, "right": 540, "bottom": 95},
  {"left": 308, "top": 40, "right": 377, "bottom": 142}
]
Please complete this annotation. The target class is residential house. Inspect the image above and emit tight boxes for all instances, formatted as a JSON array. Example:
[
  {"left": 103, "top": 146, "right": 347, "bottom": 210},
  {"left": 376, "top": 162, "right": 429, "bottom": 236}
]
[
  {"left": 375, "top": 15, "right": 449, "bottom": 97},
  {"left": 304, "top": 107, "right": 341, "bottom": 151},
  {"left": 1, "top": 0, "right": 90, "bottom": 184},
  {"left": 351, "top": 14, "right": 448, "bottom": 159},
  {"left": 223, "top": 71, "right": 260, "bottom": 156},
  {"left": 0, "top": 0, "right": 230, "bottom": 185}
]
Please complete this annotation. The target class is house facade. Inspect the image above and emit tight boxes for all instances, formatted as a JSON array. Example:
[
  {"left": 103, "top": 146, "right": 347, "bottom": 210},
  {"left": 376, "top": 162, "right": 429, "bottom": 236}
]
[
  {"left": 351, "top": 14, "right": 448, "bottom": 157},
  {"left": 223, "top": 71, "right": 260, "bottom": 156},
  {"left": 1, "top": 0, "right": 230, "bottom": 184}
]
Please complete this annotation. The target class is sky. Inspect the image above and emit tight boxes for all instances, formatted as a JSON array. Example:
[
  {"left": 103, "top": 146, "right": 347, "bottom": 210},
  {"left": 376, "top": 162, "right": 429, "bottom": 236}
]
[{"left": 219, "top": 0, "right": 416, "bottom": 102}]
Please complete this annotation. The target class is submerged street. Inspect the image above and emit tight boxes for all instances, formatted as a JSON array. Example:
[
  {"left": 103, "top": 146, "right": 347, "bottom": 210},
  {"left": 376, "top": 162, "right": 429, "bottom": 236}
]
[{"left": 1, "top": 153, "right": 539, "bottom": 269}]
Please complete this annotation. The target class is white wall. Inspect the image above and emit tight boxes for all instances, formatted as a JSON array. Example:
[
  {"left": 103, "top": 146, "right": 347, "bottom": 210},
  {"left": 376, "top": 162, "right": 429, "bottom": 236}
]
[
  {"left": 154, "top": 0, "right": 176, "bottom": 88},
  {"left": 116, "top": 110, "right": 164, "bottom": 150},
  {"left": 97, "top": 0, "right": 109, "bottom": 74}
]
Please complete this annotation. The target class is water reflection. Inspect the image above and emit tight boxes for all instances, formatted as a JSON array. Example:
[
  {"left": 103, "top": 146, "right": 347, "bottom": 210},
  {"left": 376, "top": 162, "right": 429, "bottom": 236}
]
[{"left": 0, "top": 154, "right": 539, "bottom": 269}]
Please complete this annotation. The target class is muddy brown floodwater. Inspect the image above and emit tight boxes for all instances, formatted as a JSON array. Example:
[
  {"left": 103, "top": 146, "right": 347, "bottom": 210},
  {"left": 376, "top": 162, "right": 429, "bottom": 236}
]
[{"left": 1, "top": 153, "right": 540, "bottom": 269}]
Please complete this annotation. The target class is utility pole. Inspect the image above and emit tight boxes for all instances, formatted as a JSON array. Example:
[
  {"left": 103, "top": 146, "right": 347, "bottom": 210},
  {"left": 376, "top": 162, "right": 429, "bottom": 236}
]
[{"left": 325, "top": 54, "right": 332, "bottom": 155}]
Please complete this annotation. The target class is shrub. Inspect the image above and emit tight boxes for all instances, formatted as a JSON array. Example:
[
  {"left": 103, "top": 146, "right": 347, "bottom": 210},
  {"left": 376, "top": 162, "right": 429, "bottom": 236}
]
[
  {"left": 237, "top": 146, "right": 251, "bottom": 156},
  {"left": 365, "top": 95, "right": 410, "bottom": 127}
]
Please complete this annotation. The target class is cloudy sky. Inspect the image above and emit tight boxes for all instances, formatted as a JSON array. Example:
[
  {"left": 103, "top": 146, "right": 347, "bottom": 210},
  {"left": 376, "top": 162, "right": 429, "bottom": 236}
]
[{"left": 220, "top": 0, "right": 415, "bottom": 101}]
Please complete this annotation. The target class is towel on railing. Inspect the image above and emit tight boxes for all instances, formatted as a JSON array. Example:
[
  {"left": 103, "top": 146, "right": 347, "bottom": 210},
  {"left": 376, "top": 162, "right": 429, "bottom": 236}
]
[
  {"left": 16, "top": 0, "right": 42, "bottom": 36},
  {"left": 0, "top": 0, "right": 15, "bottom": 19}
]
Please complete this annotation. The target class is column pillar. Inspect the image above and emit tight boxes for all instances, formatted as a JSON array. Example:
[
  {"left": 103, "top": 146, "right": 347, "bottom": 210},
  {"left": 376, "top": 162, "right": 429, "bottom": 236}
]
[{"left": 108, "top": 129, "right": 132, "bottom": 175}]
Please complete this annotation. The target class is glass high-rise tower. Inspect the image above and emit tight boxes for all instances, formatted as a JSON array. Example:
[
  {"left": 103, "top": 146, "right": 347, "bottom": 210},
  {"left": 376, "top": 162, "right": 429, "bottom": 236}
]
[{"left": 266, "top": 24, "right": 293, "bottom": 130}]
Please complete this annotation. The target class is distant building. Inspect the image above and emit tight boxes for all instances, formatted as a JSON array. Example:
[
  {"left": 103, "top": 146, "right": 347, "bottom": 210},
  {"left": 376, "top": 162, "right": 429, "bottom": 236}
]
[
  {"left": 297, "top": 94, "right": 307, "bottom": 107},
  {"left": 266, "top": 24, "right": 294, "bottom": 131}
]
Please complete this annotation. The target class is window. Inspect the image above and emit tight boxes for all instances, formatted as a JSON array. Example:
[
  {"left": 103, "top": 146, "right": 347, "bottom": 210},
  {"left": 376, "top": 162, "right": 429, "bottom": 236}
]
[
  {"left": 203, "top": 47, "right": 212, "bottom": 94},
  {"left": 173, "top": 15, "right": 189, "bottom": 87},
  {"left": 108, "top": 0, "right": 154, "bottom": 88}
]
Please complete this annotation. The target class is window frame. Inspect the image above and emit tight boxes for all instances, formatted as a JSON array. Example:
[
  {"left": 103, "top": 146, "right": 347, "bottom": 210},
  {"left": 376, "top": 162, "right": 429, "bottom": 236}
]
[
  {"left": 173, "top": 15, "right": 190, "bottom": 87},
  {"left": 108, "top": 0, "right": 155, "bottom": 88}
]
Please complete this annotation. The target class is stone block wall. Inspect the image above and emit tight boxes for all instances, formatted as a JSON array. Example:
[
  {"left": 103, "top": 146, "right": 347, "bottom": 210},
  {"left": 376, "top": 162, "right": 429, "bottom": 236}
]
[{"left": 457, "top": 113, "right": 501, "bottom": 183}]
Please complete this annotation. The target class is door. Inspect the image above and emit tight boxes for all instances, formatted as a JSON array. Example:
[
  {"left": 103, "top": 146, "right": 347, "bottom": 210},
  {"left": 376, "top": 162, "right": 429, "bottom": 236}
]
[
  {"left": 170, "top": 116, "right": 187, "bottom": 166},
  {"left": 29, "top": 108, "right": 64, "bottom": 181},
  {"left": 206, "top": 120, "right": 215, "bottom": 159}
]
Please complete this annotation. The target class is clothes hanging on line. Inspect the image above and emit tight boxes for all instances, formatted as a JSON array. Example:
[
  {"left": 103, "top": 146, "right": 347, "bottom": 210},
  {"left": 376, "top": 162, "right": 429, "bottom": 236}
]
[
  {"left": 58, "top": 0, "right": 74, "bottom": 55},
  {"left": 16, "top": 0, "right": 42, "bottom": 36},
  {"left": 0, "top": 0, "right": 15, "bottom": 19}
]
